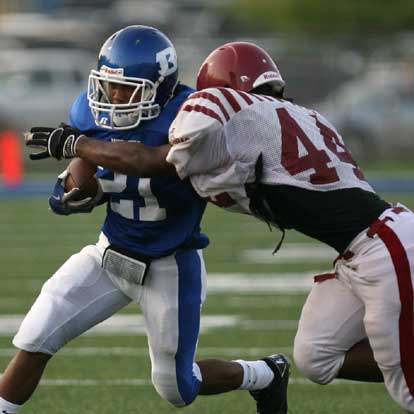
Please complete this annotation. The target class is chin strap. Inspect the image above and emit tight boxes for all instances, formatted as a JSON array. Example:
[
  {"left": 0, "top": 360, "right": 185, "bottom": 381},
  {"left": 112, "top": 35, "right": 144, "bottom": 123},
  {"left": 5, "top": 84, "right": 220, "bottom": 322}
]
[
  {"left": 245, "top": 153, "right": 286, "bottom": 255},
  {"left": 272, "top": 228, "right": 286, "bottom": 255}
]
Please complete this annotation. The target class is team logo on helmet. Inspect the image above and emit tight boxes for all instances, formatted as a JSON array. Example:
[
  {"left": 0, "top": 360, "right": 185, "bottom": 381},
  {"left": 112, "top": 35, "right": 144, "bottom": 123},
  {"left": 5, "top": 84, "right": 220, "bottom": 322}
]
[{"left": 156, "top": 47, "right": 178, "bottom": 77}]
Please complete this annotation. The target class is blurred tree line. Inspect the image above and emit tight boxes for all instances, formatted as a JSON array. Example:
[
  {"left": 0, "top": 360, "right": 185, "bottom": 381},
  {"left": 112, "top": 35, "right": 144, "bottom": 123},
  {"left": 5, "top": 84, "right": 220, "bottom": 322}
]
[{"left": 231, "top": 0, "right": 414, "bottom": 34}]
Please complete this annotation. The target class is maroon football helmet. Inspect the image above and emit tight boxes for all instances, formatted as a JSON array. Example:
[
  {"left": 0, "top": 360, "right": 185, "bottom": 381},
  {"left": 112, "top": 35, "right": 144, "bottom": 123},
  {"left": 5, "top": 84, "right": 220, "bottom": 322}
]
[{"left": 196, "top": 42, "right": 285, "bottom": 93}]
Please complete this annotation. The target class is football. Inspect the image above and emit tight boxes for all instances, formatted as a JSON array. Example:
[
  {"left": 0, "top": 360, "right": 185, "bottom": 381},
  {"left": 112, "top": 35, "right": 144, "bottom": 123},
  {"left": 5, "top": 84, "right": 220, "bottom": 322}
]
[{"left": 65, "top": 157, "right": 99, "bottom": 201}]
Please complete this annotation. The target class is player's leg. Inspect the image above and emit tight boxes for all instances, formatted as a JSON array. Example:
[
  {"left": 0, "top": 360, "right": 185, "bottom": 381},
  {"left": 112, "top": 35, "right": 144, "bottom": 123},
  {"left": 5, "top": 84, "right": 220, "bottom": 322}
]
[
  {"left": 187, "top": 261, "right": 290, "bottom": 413},
  {"left": 338, "top": 337, "right": 383, "bottom": 381},
  {"left": 140, "top": 249, "right": 206, "bottom": 407},
  {"left": 197, "top": 355, "right": 286, "bottom": 393},
  {"left": 353, "top": 210, "right": 414, "bottom": 411},
  {"left": 195, "top": 359, "right": 242, "bottom": 393},
  {"left": 294, "top": 275, "right": 366, "bottom": 385},
  {"left": 198, "top": 354, "right": 290, "bottom": 414},
  {"left": 142, "top": 249, "right": 289, "bottom": 414},
  {"left": 0, "top": 351, "right": 51, "bottom": 408},
  {"left": 0, "top": 243, "right": 131, "bottom": 413}
]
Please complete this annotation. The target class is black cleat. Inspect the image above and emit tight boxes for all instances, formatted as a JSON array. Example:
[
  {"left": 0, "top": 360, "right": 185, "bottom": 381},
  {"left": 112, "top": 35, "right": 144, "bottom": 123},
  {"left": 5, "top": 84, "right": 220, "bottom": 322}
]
[{"left": 249, "top": 354, "right": 290, "bottom": 414}]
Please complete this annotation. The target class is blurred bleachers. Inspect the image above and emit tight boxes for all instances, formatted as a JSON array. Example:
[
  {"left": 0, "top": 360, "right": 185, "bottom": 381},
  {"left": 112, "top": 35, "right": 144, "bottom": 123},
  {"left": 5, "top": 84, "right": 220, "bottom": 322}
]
[{"left": 0, "top": 0, "right": 414, "bottom": 179}]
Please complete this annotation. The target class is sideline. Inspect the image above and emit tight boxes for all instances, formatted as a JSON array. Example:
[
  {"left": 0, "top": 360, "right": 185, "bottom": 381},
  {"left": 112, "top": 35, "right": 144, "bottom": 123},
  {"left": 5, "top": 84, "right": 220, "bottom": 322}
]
[{"left": 2, "top": 177, "right": 414, "bottom": 199}]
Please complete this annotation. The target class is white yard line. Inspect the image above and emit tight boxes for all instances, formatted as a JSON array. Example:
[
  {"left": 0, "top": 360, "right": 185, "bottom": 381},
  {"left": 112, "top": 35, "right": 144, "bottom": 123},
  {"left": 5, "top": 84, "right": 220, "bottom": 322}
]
[
  {"left": 0, "top": 273, "right": 314, "bottom": 336},
  {"left": 0, "top": 346, "right": 293, "bottom": 358},
  {"left": 242, "top": 244, "right": 336, "bottom": 264},
  {"left": 0, "top": 272, "right": 320, "bottom": 293},
  {"left": 0, "top": 377, "right": 359, "bottom": 387},
  {"left": 0, "top": 314, "right": 239, "bottom": 336},
  {"left": 207, "top": 273, "right": 316, "bottom": 293},
  {"left": 0, "top": 314, "right": 298, "bottom": 336}
]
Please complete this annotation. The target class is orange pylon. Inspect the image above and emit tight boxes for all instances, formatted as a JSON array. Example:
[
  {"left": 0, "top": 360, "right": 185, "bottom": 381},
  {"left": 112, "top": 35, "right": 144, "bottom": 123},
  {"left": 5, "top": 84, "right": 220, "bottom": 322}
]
[{"left": 0, "top": 130, "right": 24, "bottom": 187}]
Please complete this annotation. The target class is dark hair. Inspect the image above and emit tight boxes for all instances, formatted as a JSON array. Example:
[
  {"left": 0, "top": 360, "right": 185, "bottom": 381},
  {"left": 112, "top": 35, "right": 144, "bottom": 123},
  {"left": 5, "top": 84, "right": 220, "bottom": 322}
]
[{"left": 251, "top": 83, "right": 292, "bottom": 102}]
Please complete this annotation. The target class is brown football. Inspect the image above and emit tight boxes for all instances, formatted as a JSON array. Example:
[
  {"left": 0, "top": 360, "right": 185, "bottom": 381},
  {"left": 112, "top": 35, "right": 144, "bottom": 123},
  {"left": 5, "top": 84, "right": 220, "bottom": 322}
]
[{"left": 65, "top": 158, "right": 98, "bottom": 201}]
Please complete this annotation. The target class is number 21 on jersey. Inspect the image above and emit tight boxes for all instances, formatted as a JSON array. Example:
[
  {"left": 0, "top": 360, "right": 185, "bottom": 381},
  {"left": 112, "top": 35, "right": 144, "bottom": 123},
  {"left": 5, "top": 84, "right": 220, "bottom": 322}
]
[{"left": 98, "top": 172, "right": 166, "bottom": 221}]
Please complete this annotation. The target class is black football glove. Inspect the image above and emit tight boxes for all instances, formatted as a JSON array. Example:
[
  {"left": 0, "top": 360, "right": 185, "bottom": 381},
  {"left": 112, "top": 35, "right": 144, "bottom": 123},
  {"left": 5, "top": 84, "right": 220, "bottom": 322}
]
[{"left": 25, "top": 123, "right": 86, "bottom": 160}]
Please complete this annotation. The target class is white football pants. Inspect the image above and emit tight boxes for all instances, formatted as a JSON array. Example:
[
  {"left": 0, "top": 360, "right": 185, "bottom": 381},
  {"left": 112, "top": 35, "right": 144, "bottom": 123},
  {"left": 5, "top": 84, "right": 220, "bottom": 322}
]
[
  {"left": 294, "top": 206, "right": 414, "bottom": 412},
  {"left": 13, "top": 233, "right": 207, "bottom": 407}
]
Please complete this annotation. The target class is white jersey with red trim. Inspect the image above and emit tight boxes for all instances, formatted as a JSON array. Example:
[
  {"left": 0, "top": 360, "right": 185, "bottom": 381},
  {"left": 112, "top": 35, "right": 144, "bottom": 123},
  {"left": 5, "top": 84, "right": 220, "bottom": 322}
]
[{"left": 166, "top": 87, "right": 374, "bottom": 213}]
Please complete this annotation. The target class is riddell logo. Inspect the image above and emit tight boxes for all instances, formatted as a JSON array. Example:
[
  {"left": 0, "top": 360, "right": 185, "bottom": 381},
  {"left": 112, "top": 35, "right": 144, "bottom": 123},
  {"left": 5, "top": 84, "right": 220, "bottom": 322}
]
[
  {"left": 171, "top": 136, "right": 190, "bottom": 144},
  {"left": 100, "top": 65, "right": 124, "bottom": 76},
  {"left": 252, "top": 71, "right": 283, "bottom": 89}
]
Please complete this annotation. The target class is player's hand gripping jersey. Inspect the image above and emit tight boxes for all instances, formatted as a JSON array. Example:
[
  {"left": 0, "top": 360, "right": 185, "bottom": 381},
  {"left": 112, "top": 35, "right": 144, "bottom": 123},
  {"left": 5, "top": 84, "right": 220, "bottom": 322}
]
[
  {"left": 70, "top": 84, "right": 208, "bottom": 258},
  {"left": 167, "top": 87, "right": 389, "bottom": 252}
]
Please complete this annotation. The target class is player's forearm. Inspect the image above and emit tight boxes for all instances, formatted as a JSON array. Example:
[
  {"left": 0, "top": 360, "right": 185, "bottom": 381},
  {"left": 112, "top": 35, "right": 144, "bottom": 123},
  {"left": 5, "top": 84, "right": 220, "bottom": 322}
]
[{"left": 75, "top": 136, "right": 175, "bottom": 177}]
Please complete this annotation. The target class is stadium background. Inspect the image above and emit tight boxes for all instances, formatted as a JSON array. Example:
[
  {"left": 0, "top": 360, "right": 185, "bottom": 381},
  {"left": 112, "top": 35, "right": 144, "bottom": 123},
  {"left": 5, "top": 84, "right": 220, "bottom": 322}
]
[{"left": 0, "top": 1, "right": 414, "bottom": 413}]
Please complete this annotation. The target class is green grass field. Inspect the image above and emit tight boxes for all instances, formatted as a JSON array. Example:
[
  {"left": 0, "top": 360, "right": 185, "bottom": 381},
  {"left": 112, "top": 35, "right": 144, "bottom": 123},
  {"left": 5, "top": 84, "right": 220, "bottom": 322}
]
[{"left": 0, "top": 190, "right": 413, "bottom": 413}]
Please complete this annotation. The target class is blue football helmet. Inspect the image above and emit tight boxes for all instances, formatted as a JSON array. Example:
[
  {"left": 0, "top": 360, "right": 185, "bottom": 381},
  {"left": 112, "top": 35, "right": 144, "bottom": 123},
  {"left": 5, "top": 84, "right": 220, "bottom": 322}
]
[{"left": 88, "top": 25, "right": 179, "bottom": 130}]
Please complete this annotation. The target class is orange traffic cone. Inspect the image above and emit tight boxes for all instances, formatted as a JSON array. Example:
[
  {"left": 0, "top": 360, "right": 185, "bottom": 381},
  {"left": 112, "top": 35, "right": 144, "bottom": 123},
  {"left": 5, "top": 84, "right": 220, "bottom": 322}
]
[{"left": 0, "top": 130, "right": 24, "bottom": 187}]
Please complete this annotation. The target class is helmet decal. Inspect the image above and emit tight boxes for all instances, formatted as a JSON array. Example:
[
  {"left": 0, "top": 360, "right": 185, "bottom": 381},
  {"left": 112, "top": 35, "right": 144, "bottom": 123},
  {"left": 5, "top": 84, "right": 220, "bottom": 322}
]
[
  {"left": 156, "top": 47, "right": 178, "bottom": 77},
  {"left": 252, "top": 71, "right": 285, "bottom": 90},
  {"left": 100, "top": 65, "right": 124, "bottom": 76}
]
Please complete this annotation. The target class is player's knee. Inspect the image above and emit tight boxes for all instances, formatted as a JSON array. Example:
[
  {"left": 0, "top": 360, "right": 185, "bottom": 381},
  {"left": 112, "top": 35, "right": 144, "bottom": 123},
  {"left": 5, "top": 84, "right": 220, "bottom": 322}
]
[
  {"left": 293, "top": 339, "right": 322, "bottom": 383},
  {"left": 12, "top": 291, "right": 68, "bottom": 355},
  {"left": 151, "top": 362, "right": 200, "bottom": 407},
  {"left": 293, "top": 337, "right": 340, "bottom": 384},
  {"left": 13, "top": 325, "right": 64, "bottom": 355},
  {"left": 152, "top": 369, "right": 187, "bottom": 407}
]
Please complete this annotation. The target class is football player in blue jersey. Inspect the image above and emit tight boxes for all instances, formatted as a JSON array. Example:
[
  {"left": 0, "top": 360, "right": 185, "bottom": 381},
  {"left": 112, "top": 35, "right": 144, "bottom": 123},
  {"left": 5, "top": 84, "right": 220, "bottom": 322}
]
[
  {"left": 0, "top": 26, "right": 257, "bottom": 414},
  {"left": 23, "top": 33, "right": 290, "bottom": 414}
]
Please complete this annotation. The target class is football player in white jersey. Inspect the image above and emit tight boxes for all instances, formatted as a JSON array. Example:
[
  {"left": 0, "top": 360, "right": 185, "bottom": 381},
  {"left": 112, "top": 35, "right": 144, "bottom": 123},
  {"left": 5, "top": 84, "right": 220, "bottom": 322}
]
[{"left": 26, "top": 42, "right": 414, "bottom": 413}]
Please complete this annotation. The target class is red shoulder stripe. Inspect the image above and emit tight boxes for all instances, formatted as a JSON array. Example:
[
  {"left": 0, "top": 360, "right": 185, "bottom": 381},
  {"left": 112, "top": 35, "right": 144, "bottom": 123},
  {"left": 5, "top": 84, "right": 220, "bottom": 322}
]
[
  {"left": 251, "top": 93, "right": 266, "bottom": 102},
  {"left": 235, "top": 90, "right": 254, "bottom": 105},
  {"left": 182, "top": 104, "right": 224, "bottom": 125},
  {"left": 216, "top": 87, "right": 242, "bottom": 112},
  {"left": 263, "top": 95, "right": 276, "bottom": 102},
  {"left": 189, "top": 91, "right": 230, "bottom": 121}
]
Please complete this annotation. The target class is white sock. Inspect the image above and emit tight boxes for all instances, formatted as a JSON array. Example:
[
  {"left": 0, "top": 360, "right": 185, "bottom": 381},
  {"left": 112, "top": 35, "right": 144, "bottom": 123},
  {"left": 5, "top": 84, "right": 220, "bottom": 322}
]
[
  {"left": 234, "top": 359, "right": 274, "bottom": 391},
  {"left": 0, "top": 396, "right": 22, "bottom": 414}
]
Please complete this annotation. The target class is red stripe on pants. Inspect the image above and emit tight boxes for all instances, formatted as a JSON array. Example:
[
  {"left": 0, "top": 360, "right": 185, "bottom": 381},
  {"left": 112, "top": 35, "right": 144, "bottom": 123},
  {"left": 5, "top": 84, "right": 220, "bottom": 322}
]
[{"left": 377, "top": 224, "right": 414, "bottom": 398}]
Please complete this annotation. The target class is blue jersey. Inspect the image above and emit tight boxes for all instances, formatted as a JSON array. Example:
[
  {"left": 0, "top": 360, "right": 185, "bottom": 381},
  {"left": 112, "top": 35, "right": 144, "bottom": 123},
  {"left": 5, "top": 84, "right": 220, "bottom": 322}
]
[{"left": 69, "top": 84, "right": 209, "bottom": 258}]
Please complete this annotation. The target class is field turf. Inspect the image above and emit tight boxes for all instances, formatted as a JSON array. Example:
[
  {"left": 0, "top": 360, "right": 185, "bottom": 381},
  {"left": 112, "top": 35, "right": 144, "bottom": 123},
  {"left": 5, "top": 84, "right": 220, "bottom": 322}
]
[{"left": 0, "top": 189, "right": 413, "bottom": 414}]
